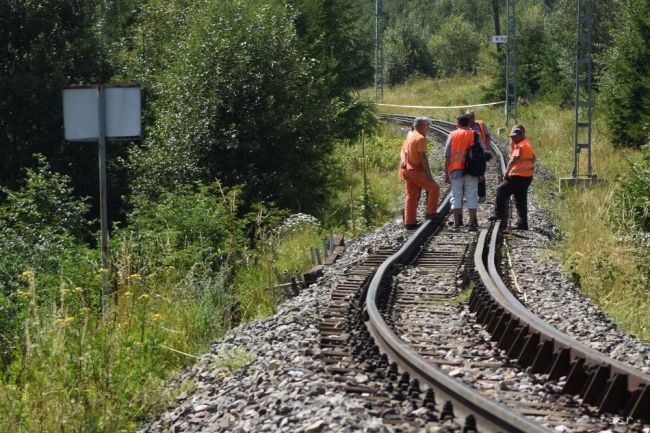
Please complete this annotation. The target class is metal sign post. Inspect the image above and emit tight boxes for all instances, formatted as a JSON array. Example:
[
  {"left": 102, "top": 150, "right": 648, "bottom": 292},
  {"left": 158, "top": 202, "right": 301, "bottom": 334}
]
[
  {"left": 97, "top": 86, "right": 109, "bottom": 314},
  {"left": 506, "top": 0, "right": 517, "bottom": 125},
  {"left": 63, "top": 84, "right": 141, "bottom": 314}
]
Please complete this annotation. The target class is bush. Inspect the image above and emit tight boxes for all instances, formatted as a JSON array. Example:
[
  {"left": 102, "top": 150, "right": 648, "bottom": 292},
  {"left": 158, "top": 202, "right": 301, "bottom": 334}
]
[
  {"left": 428, "top": 16, "right": 482, "bottom": 77},
  {"left": 613, "top": 144, "right": 650, "bottom": 232},
  {"left": 0, "top": 155, "right": 92, "bottom": 366},
  {"left": 383, "top": 18, "right": 434, "bottom": 85}
]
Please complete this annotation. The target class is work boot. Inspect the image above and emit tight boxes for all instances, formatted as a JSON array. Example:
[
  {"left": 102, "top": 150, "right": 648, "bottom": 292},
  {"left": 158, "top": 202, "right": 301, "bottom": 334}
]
[
  {"left": 487, "top": 215, "right": 499, "bottom": 222},
  {"left": 405, "top": 223, "right": 421, "bottom": 231},
  {"left": 425, "top": 213, "right": 438, "bottom": 221},
  {"left": 514, "top": 221, "right": 528, "bottom": 230}
]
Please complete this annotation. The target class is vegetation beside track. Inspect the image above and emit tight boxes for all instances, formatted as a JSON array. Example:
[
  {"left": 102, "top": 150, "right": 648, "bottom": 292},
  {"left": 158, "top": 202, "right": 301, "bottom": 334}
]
[{"left": 370, "top": 76, "right": 650, "bottom": 341}]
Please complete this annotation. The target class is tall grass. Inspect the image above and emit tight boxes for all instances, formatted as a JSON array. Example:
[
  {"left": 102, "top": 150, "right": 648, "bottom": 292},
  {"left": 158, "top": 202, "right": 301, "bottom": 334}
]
[{"left": 323, "top": 130, "right": 404, "bottom": 236}]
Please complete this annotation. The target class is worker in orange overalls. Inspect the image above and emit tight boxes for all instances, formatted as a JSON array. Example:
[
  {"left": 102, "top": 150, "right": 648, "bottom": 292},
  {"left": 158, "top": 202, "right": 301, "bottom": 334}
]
[
  {"left": 399, "top": 117, "right": 440, "bottom": 230},
  {"left": 488, "top": 125, "right": 536, "bottom": 230},
  {"left": 466, "top": 111, "right": 492, "bottom": 204}
]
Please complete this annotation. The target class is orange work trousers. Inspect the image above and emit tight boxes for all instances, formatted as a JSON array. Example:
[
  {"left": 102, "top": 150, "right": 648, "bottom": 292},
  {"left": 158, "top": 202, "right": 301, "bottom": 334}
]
[{"left": 403, "top": 169, "right": 440, "bottom": 225}]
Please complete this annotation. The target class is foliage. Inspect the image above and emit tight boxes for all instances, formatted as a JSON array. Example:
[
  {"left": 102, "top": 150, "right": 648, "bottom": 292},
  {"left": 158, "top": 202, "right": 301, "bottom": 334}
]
[
  {"left": 384, "top": 18, "right": 434, "bottom": 85},
  {"left": 117, "top": 1, "right": 340, "bottom": 215},
  {"left": 0, "top": 0, "right": 134, "bottom": 223},
  {"left": 428, "top": 16, "right": 482, "bottom": 77},
  {"left": 322, "top": 131, "right": 403, "bottom": 234},
  {"left": 612, "top": 144, "right": 650, "bottom": 232},
  {"left": 0, "top": 176, "right": 298, "bottom": 432},
  {"left": 600, "top": 0, "right": 650, "bottom": 147},
  {"left": 0, "top": 155, "right": 92, "bottom": 366}
]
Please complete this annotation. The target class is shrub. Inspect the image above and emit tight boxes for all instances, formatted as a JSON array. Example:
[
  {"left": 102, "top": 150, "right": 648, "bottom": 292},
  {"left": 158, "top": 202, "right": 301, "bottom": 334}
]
[{"left": 0, "top": 155, "right": 92, "bottom": 366}]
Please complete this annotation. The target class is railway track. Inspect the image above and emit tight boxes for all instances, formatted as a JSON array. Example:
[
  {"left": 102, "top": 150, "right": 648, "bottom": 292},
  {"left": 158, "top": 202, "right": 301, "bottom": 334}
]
[{"left": 320, "top": 115, "right": 650, "bottom": 432}]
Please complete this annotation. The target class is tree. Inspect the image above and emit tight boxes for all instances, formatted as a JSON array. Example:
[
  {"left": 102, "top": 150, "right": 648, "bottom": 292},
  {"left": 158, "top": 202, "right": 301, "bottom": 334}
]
[
  {"left": 384, "top": 17, "right": 434, "bottom": 85},
  {"left": 601, "top": 0, "right": 650, "bottom": 147},
  {"left": 428, "top": 16, "right": 482, "bottom": 77},
  {"left": 120, "top": 0, "right": 340, "bottom": 214}
]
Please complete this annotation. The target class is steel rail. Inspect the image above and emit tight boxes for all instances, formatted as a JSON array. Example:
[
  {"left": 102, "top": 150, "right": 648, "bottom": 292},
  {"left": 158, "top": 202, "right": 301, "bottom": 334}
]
[
  {"left": 366, "top": 115, "right": 552, "bottom": 432},
  {"left": 473, "top": 222, "right": 650, "bottom": 421}
]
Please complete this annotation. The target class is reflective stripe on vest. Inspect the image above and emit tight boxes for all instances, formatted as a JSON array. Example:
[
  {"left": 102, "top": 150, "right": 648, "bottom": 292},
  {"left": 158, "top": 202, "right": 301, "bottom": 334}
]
[
  {"left": 477, "top": 120, "right": 489, "bottom": 150},
  {"left": 509, "top": 139, "right": 535, "bottom": 177},
  {"left": 448, "top": 128, "right": 474, "bottom": 173}
]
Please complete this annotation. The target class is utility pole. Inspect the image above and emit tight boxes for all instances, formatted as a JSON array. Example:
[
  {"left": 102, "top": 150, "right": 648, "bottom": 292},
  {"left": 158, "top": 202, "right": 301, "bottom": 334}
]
[
  {"left": 571, "top": 0, "right": 594, "bottom": 178},
  {"left": 505, "top": 0, "right": 517, "bottom": 125},
  {"left": 560, "top": 0, "right": 600, "bottom": 189},
  {"left": 375, "top": 0, "right": 384, "bottom": 102}
]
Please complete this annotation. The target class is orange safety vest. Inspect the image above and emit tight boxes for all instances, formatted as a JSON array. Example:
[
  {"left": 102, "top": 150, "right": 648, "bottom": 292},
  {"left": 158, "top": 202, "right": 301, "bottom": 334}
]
[
  {"left": 509, "top": 138, "right": 535, "bottom": 177},
  {"left": 447, "top": 128, "right": 474, "bottom": 173},
  {"left": 476, "top": 120, "right": 489, "bottom": 150}
]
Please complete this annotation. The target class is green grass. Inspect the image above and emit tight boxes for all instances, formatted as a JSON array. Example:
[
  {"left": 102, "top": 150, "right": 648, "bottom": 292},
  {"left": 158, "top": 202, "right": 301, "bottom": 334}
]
[{"left": 370, "top": 75, "right": 649, "bottom": 341}]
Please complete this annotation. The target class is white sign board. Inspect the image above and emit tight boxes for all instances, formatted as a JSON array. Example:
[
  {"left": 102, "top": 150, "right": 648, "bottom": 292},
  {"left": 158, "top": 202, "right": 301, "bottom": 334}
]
[
  {"left": 492, "top": 35, "right": 508, "bottom": 44},
  {"left": 63, "top": 85, "right": 141, "bottom": 141}
]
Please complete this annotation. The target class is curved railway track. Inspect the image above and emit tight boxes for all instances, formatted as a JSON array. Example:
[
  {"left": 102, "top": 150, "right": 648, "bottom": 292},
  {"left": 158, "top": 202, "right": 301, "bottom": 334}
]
[{"left": 320, "top": 115, "right": 650, "bottom": 432}]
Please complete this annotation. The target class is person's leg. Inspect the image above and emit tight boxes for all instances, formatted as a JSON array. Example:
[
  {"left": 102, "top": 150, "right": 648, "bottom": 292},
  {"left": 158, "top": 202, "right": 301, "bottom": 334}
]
[
  {"left": 408, "top": 170, "right": 440, "bottom": 217},
  {"left": 477, "top": 175, "right": 486, "bottom": 203},
  {"left": 404, "top": 176, "right": 421, "bottom": 226},
  {"left": 464, "top": 175, "right": 479, "bottom": 228},
  {"left": 491, "top": 178, "right": 516, "bottom": 220},
  {"left": 512, "top": 177, "right": 532, "bottom": 229},
  {"left": 450, "top": 175, "right": 464, "bottom": 227}
]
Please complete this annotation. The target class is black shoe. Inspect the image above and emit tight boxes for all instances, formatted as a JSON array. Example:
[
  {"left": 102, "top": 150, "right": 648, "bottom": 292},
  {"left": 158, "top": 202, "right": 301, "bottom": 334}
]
[
  {"left": 405, "top": 223, "right": 421, "bottom": 230},
  {"left": 425, "top": 213, "right": 438, "bottom": 221},
  {"left": 487, "top": 215, "right": 499, "bottom": 222},
  {"left": 514, "top": 223, "right": 528, "bottom": 230},
  {"left": 468, "top": 223, "right": 478, "bottom": 232}
]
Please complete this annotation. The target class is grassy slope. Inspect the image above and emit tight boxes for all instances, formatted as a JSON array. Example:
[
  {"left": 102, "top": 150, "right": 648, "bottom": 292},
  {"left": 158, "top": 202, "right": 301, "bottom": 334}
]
[{"left": 366, "top": 76, "right": 649, "bottom": 340}]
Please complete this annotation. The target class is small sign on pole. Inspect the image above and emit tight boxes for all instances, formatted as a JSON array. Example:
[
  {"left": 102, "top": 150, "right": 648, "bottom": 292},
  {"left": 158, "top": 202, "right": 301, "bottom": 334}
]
[
  {"left": 63, "top": 84, "right": 141, "bottom": 314},
  {"left": 492, "top": 35, "right": 508, "bottom": 44}
]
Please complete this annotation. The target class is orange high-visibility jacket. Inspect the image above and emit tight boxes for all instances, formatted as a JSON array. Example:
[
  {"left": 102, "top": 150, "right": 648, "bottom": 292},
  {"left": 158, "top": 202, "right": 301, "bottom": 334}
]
[
  {"left": 509, "top": 138, "right": 535, "bottom": 177},
  {"left": 476, "top": 120, "right": 489, "bottom": 150},
  {"left": 399, "top": 130, "right": 426, "bottom": 178},
  {"left": 447, "top": 128, "right": 474, "bottom": 174}
]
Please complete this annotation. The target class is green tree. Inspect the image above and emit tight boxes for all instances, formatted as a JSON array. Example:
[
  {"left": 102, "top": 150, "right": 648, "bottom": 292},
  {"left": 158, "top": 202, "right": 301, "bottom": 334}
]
[
  {"left": 384, "top": 17, "right": 434, "bottom": 85},
  {"left": 0, "top": 1, "right": 99, "bottom": 185},
  {"left": 0, "top": 155, "right": 91, "bottom": 365},
  {"left": 119, "top": 0, "right": 339, "bottom": 214},
  {"left": 428, "top": 16, "right": 482, "bottom": 77},
  {"left": 601, "top": 0, "right": 650, "bottom": 147}
]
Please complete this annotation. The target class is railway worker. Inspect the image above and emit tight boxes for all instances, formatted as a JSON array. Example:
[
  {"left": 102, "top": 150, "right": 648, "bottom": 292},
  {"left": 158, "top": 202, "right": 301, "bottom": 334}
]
[
  {"left": 399, "top": 117, "right": 440, "bottom": 230},
  {"left": 444, "top": 114, "right": 481, "bottom": 231},
  {"left": 488, "top": 125, "right": 536, "bottom": 230},
  {"left": 466, "top": 111, "right": 492, "bottom": 204}
]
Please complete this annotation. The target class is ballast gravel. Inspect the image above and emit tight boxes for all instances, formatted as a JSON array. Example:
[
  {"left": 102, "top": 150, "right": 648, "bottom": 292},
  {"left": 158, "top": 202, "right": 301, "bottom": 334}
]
[{"left": 140, "top": 130, "right": 650, "bottom": 433}]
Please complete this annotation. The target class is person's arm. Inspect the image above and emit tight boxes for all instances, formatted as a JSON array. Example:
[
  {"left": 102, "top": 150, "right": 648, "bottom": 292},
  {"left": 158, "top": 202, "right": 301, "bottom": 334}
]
[
  {"left": 504, "top": 160, "right": 514, "bottom": 179},
  {"left": 444, "top": 136, "right": 452, "bottom": 183},
  {"left": 505, "top": 144, "right": 521, "bottom": 178},
  {"left": 483, "top": 123, "right": 491, "bottom": 146},
  {"left": 420, "top": 151, "right": 434, "bottom": 181}
]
